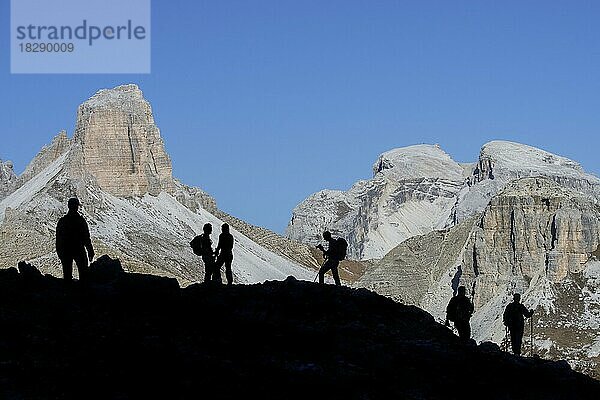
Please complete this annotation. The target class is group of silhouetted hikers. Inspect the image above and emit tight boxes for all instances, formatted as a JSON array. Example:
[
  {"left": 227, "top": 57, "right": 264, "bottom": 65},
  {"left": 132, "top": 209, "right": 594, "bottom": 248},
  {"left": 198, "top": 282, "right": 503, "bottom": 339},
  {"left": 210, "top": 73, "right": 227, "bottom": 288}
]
[
  {"left": 55, "top": 197, "right": 534, "bottom": 357},
  {"left": 54, "top": 198, "right": 347, "bottom": 288},
  {"left": 190, "top": 222, "right": 235, "bottom": 285},
  {"left": 445, "top": 286, "right": 535, "bottom": 356}
]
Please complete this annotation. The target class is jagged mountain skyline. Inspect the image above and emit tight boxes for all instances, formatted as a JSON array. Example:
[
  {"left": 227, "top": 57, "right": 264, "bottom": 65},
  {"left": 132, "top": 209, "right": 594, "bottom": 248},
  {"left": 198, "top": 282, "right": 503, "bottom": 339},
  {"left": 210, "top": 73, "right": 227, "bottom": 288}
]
[
  {"left": 2, "top": 108, "right": 598, "bottom": 235},
  {"left": 1, "top": 85, "right": 598, "bottom": 234}
]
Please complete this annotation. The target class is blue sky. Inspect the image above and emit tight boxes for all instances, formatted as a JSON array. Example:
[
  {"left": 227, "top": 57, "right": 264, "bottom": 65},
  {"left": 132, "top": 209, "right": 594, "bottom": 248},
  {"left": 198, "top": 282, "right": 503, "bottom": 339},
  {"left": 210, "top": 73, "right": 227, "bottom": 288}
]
[{"left": 1, "top": 0, "right": 599, "bottom": 233}]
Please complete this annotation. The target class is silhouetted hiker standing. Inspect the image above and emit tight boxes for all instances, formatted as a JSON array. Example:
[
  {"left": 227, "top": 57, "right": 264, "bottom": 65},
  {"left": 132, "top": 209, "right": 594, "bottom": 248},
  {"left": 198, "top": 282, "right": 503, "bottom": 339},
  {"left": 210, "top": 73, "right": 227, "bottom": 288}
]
[
  {"left": 503, "top": 293, "right": 534, "bottom": 356},
  {"left": 200, "top": 223, "right": 218, "bottom": 282},
  {"left": 56, "top": 197, "right": 94, "bottom": 282},
  {"left": 191, "top": 223, "right": 219, "bottom": 283},
  {"left": 215, "top": 223, "right": 234, "bottom": 285},
  {"left": 445, "top": 286, "right": 474, "bottom": 342},
  {"left": 316, "top": 231, "right": 346, "bottom": 286}
]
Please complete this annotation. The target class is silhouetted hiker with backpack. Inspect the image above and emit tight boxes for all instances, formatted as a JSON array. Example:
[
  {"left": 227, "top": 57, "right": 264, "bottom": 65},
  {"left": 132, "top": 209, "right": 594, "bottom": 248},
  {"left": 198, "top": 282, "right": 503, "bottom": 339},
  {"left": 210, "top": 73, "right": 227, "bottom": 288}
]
[
  {"left": 56, "top": 197, "right": 95, "bottom": 282},
  {"left": 503, "top": 293, "right": 534, "bottom": 356},
  {"left": 445, "top": 286, "right": 474, "bottom": 342},
  {"left": 190, "top": 223, "right": 219, "bottom": 283},
  {"left": 215, "top": 223, "right": 234, "bottom": 285},
  {"left": 316, "top": 231, "right": 347, "bottom": 286}
]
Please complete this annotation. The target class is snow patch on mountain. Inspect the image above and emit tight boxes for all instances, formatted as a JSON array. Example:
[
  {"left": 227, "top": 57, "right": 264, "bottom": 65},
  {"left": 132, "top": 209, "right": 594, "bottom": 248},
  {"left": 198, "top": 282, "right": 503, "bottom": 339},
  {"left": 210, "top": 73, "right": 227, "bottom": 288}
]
[{"left": 0, "top": 152, "right": 68, "bottom": 223}]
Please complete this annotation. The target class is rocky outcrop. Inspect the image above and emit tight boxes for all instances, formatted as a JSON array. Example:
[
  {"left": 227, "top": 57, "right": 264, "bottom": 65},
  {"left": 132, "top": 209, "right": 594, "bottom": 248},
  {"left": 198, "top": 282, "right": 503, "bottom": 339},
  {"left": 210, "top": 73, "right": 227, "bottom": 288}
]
[
  {"left": 172, "top": 179, "right": 218, "bottom": 214},
  {"left": 461, "top": 177, "right": 600, "bottom": 307},
  {"left": 452, "top": 141, "right": 600, "bottom": 223},
  {"left": 68, "top": 84, "right": 174, "bottom": 197},
  {"left": 18, "top": 131, "right": 70, "bottom": 186},
  {"left": 287, "top": 145, "right": 466, "bottom": 259},
  {"left": 0, "top": 159, "right": 17, "bottom": 200},
  {"left": 356, "top": 216, "right": 478, "bottom": 306}
]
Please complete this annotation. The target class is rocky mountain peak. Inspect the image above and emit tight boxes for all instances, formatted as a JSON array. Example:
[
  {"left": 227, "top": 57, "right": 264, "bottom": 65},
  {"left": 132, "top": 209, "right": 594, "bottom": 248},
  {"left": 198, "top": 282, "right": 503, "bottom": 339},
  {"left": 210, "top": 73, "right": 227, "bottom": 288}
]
[
  {"left": 69, "top": 84, "right": 174, "bottom": 197},
  {"left": 475, "top": 141, "right": 591, "bottom": 183},
  {"left": 373, "top": 144, "right": 464, "bottom": 181},
  {"left": 81, "top": 84, "right": 145, "bottom": 110}
]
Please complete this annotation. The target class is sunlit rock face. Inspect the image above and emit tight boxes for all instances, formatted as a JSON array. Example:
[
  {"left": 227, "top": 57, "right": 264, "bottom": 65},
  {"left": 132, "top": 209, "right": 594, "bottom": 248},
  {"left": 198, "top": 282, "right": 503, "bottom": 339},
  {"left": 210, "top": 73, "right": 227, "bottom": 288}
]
[
  {"left": 68, "top": 84, "right": 174, "bottom": 197},
  {"left": 288, "top": 141, "right": 600, "bottom": 262},
  {"left": 462, "top": 177, "right": 600, "bottom": 307},
  {"left": 287, "top": 144, "right": 467, "bottom": 260},
  {"left": 451, "top": 141, "right": 600, "bottom": 224}
]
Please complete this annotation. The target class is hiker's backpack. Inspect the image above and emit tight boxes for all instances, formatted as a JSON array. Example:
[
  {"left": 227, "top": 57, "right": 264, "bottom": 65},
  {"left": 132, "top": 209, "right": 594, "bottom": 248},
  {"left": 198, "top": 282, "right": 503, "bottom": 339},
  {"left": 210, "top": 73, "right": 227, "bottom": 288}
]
[
  {"left": 190, "top": 234, "right": 204, "bottom": 256},
  {"left": 503, "top": 304, "right": 515, "bottom": 327},
  {"left": 334, "top": 237, "right": 348, "bottom": 260}
]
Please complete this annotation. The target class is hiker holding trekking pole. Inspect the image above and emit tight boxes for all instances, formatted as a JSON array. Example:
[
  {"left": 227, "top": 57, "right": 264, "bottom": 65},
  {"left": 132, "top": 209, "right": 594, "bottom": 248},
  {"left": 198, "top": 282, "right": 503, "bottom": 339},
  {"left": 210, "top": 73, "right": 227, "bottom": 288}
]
[
  {"left": 315, "top": 231, "right": 347, "bottom": 286},
  {"left": 502, "top": 293, "right": 534, "bottom": 356}
]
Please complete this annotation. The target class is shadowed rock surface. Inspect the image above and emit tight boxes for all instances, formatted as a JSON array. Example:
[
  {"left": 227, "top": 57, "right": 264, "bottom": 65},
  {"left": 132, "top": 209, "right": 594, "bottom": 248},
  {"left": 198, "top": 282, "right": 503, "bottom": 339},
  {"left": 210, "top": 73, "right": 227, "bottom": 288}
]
[{"left": 0, "top": 258, "right": 598, "bottom": 400}]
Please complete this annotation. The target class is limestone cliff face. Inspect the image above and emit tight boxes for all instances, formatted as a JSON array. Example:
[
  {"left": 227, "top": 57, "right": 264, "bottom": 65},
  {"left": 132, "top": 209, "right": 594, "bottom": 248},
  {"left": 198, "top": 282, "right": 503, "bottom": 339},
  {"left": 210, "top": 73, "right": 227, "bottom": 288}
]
[
  {"left": 0, "top": 160, "right": 17, "bottom": 200},
  {"left": 452, "top": 141, "right": 600, "bottom": 223},
  {"left": 461, "top": 177, "right": 600, "bottom": 307},
  {"left": 289, "top": 141, "right": 600, "bottom": 262},
  {"left": 68, "top": 84, "right": 174, "bottom": 197},
  {"left": 357, "top": 177, "right": 600, "bottom": 377},
  {"left": 287, "top": 145, "right": 467, "bottom": 260}
]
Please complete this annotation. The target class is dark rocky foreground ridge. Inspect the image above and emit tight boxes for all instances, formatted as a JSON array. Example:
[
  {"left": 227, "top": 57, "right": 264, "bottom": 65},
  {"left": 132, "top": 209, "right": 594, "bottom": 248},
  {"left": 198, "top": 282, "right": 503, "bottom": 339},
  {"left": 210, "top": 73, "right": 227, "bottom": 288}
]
[{"left": 0, "top": 257, "right": 598, "bottom": 400}]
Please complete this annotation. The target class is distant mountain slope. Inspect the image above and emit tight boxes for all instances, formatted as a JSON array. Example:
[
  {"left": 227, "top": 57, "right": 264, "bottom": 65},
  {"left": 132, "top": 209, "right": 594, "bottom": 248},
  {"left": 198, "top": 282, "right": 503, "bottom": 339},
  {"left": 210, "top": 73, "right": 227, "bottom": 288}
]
[{"left": 0, "top": 84, "right": 312, "bottom": 284}]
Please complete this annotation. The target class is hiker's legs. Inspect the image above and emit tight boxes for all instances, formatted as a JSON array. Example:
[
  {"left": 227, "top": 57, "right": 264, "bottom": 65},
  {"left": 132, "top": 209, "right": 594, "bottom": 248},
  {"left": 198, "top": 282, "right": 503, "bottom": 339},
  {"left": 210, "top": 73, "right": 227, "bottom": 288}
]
[
  {"left": 318, "top": 260, "right": 333, "bottom": 284},
  {"left": 510, "top": 326, "right": 524, "bottom": 355},
  {"left": 212, "top": 267, "right": 222, "bottom": 283},
  {"left": 224, "top": 254, "right": 233, "bottom": 285},
  {"left": 455, "top": 320, "right": 471, "bottom": 341},
  {"left": 202, "top": 256, "right": 213, "bottom": 283},
  {"left": 61, "top": 256, "right": 74, "bottom": 282},
  {"left": 331, "top": 261, "right": 341, "bottom": 286},
  {"left": 74, "top": 251, "right": 89, "bottom": 282}
]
